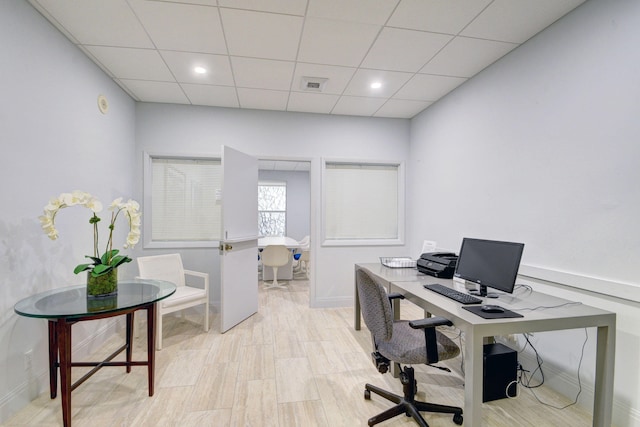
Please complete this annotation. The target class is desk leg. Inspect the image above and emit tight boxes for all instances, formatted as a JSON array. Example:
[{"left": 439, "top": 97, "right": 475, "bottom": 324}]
[
  {"left": 125, "top": 313, "right": 133, "bottom": 373},
  {"left": 146, "top": 304, "right": 156, "bottom": 396},
  {"left": 354, "top": 272, "right": 361, "bottom": 330},
  {"left": 593, "top": 323, "right": 615, "bottom": 426},
  {"left": 390, "top": 297, "right": 401, "bottom": 378},
  {"left": 56, "top": 319, "right": 72, "bottom": 427},
  {"left": 48, "top": 320, "right": 58, "bottom": 399},
  {"left": 464, "top": 332, "right": 484, "bottom": 427}
]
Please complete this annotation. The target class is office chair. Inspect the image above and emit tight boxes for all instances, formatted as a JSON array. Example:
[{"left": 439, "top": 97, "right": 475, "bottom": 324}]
[
  {"left": 137, "top": 254, "right": 209, "bottom": 350},
  {"left": 356, "top": 268, "right": 463, "bottom": 427}
]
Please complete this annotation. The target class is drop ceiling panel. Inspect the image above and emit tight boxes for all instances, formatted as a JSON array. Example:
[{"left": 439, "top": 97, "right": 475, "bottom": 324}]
[
  {"left": 221, "top": 8, "right": 303, "bottom": 61},
  {"left": 231, "top": 57, "right": 295, "bottom": 91},
  {"left": 387, "top": 0, "right": 493, "bottom": 34},
  {"left": 374, "top": 99, "right": 432, "bottom": 119},
  {"left": 307, "top": 0, "right": 399, "bottom": 25},
  {"left": 461, "top": 0, "right": 586, "bottom": 44},
  {"left": 287, "top": 92, "right": 339, "bottom": 114},
  {"left": 298, "top": 18, "right": 381, "bottom": 67},
  {"left": 291, "top": 63, "right": 356, "bottom": 95},
  {"left": 167, "top": 0, "right": 217, "bottom": 5},
  {"left": 217, "top": 0, "right": 308, "bottom": 16},
  {"left": 182, "top": 84, "right": 240, "bottom": 108},
  {"left": 120, "top": 80, "right": 190, "bottom": 104},
  {"left": 129, "top": 0, "right": 226, "bottom": 54},
  {"left": 394, "top": 74, "right": 467, "bottom": 101},
  {"left": 361, "top": 27, "right": 452, "bottom": 72},
  {"left": 161, "top": 51, "right": 234, "bottom": 86},
  {"left": 33, "top": 0, "right": 153, "bottom": 48},
  {"left": 332, "top": 96, "right": 387, "bottom": 117},
  {"left": 343, "top": 69, "right": 413, "bottom": 98},
  {"left": 421, "top": 37, "right": 517, "bottom": 78},
  {"left": 237, "top": 88, "right": 289, "bottom": 111},
  {"left": 85, "top": 46, "right": 174, "bottom": 81},
  {"left": 27, "top": 0, "right": 586, "bottom": 119}
]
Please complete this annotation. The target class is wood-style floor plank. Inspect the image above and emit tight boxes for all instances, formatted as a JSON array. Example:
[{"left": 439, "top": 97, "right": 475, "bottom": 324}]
[{"left": 4, "top": 279, "right": 595, "bottom": 426}]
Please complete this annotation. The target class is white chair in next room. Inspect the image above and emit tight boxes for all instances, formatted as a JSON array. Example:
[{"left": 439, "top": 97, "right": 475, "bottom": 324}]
[{"left": 261, "top": 245, "right": 291, "bottom": 288}]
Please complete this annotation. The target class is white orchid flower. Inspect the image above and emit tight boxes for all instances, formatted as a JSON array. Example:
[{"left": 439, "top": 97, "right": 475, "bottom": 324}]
[
  {"left": 109, "top": 198, "right": 123, "bottom": 210},
  {"left": 40, "top": 192, "right": 141, "bottom": 258}
]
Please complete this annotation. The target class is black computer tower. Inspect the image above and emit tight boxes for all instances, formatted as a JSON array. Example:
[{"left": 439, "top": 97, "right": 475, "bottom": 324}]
[{"left": 483, "top": 343, "right": 517, "bottom": 402}]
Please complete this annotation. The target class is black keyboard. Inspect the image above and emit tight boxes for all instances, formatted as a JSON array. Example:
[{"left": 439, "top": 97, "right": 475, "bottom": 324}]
[{"left": 424, "top": 283, "right": 482, "bottom": 305}]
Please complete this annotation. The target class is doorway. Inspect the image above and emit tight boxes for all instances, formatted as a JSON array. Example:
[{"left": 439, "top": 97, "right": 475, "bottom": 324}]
[{"left": 258, "top": 159, "right": 312, "bottom": 293}]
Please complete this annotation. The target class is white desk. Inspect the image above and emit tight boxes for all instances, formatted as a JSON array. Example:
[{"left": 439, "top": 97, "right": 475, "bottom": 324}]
[
  {"left": 259, "top": 237, "right": 301, "bottom": 280},
  {"left": 258, "top": 236, "right": 301, "bottom": 248},
  {"left": 354, "top": 263, "right": 616, "bottom": 427}
]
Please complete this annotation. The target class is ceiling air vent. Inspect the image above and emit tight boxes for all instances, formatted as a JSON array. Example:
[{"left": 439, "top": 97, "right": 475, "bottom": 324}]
[{"left": 300, "top": 77, "right": 328, "bottom": 92}]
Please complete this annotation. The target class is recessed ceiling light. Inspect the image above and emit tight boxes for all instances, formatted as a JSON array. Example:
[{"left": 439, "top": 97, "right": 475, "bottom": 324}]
[
  {"left": 194, "top": 66, "right": 207, "bottom": 74},
  {"left": 370, "top": 81, "right": 382, "bottom": 89}
]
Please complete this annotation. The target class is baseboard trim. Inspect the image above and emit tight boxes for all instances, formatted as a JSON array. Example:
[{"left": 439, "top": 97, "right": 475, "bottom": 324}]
[{"left": 516, "top": 343, "right": 639, "bottom": 427}]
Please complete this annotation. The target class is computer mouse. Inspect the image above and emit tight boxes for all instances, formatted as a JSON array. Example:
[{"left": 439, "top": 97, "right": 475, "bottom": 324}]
[{"left": 480, "top": 305, "right": 505, "bottom": 313}]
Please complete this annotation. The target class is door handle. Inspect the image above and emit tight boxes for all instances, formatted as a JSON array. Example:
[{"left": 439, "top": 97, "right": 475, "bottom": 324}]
[{"left": 219, "top": 243, "right": 233, "bottom": 252}]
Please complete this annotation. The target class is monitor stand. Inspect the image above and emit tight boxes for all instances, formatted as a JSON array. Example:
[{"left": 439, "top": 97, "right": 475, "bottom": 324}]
[{"left": 468, "top": 284, "right": 500, "bottom": 299}]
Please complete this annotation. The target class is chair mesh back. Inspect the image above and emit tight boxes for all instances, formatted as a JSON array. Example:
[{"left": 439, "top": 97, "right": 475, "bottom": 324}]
[{"left": 356, "top": 269, "right": 394, "bottom": 342}]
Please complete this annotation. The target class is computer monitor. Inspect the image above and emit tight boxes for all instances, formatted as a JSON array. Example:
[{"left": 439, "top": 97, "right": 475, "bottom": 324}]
[{"left": 454, "top": 238, "right": 525, "bottom": 298}]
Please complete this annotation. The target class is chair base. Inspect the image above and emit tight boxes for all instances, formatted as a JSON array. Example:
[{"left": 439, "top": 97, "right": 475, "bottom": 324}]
[
  {"left": 263, "top": 281, "right": 288, "bottom": 289},
  {"left": 364, "top": 366, "right": 463, "bottom": 427}
]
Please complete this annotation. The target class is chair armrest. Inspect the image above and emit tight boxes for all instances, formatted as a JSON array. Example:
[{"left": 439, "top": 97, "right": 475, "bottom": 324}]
[
  {"left": 184, "top": 269, "right": 208, "bottom": 279},
  {"left": 409, "top": 316, "right": 453, "bottom": 364},
  {"left": 388, "top": 293, "right": 405, "bottom": 301},
  {"left": 408, "top": 316, "right": 453, "bottom": 329},
  {"left": 184, "top": 269, "right": 209, "bottom": 292}
]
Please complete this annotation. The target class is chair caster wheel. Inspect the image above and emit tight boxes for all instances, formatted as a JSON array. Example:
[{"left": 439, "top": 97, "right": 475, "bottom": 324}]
[
  {"left": 364, "top": 389, "right": 371, "bottom": 400},
  {"left": 453, "top": 413, "right": 463, "bottom": 425}
]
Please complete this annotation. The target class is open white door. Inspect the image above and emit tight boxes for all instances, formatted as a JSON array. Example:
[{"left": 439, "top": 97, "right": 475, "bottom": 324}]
[{"left": 220, "top": 146, "right": 259, "bottom": 333}]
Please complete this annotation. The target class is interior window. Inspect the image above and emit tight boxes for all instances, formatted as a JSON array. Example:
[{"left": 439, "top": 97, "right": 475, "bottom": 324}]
[
  {"left": 145, "top": 155, "right": 222, "bottom": 248},
  {"left": 323, "top": 161, "right": 404, "bottom": 246},
  {"left": 258, "top": 181, "right": 287, "bottom": 236}
]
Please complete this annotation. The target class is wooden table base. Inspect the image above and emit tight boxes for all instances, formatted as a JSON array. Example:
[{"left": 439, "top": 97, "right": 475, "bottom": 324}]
[{"left": 47, "top": 303, "right": 157, "bottom": 427}]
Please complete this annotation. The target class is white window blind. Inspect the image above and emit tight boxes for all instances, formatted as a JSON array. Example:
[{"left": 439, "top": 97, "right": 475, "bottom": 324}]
[
  {"left": 151, "top": 158, "right": 222, "bottom": 242},
  {"left": 324, "top": 162, "right": 400, "bottom": 242}
]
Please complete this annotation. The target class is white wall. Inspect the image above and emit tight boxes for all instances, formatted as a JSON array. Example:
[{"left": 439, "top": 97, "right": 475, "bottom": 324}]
[
  {"left": 408, "top": 0, "right": 640, "bottom": 424},
  {"left": 134, "top": 103, "right": 411, "bottom": 307},
  {"left": 258, "top": 169, "right": 310, "bottom": 241},
  {"left": 6, "top": 0, "right": 637, "bottom": 423},
  {"left": 0, "top": 0, "right": 137, "bottom": 422}
]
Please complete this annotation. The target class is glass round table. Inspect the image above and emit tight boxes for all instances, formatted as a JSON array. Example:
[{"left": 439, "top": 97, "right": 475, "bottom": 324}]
[{"left": 14, "top": 280, "right": 176, "bottom": 427}]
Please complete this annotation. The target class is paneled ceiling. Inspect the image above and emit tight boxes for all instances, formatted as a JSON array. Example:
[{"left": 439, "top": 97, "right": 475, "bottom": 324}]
[{"left": 28, "top": 0, "right": 585, "bottom": 119}]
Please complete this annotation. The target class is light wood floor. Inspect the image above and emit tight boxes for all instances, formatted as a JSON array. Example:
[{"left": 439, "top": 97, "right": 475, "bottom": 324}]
[{"left": 5, "top": 279, "right": 594, "bottom": 426}]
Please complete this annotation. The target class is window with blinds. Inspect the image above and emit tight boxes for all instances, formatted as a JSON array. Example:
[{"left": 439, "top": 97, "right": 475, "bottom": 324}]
[
  {"left": 323, "top": 161, "right": 404, "bottom": 245},
  {"left": 150, "top": 157, "right": 222, "bottom": 242}
]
